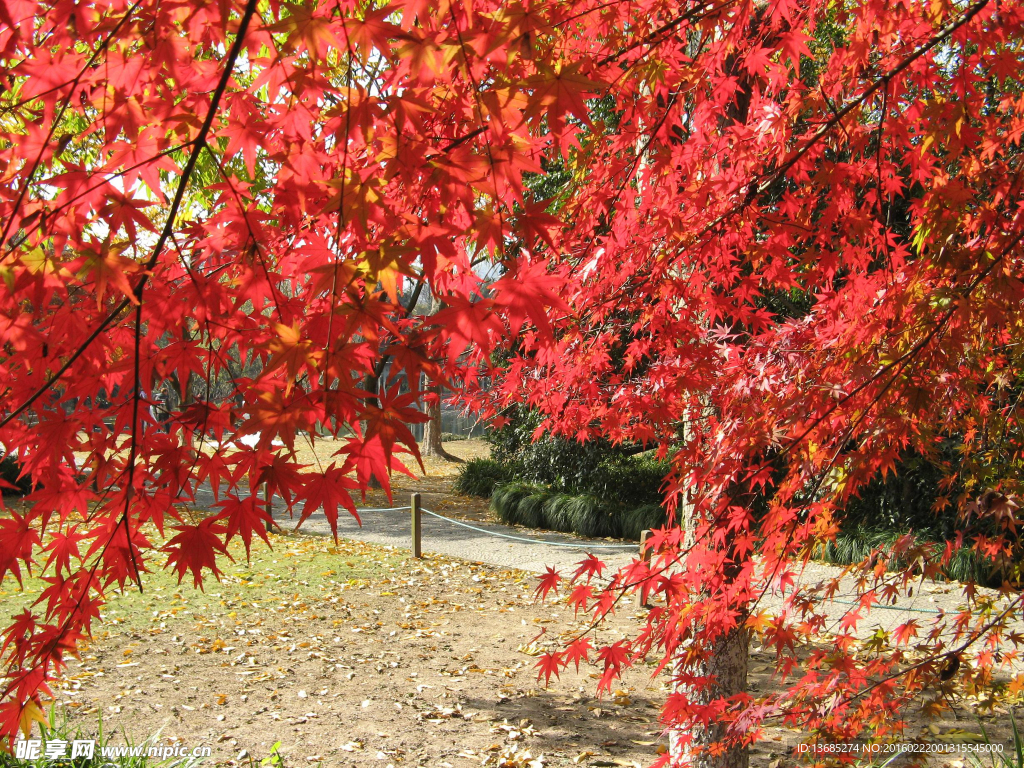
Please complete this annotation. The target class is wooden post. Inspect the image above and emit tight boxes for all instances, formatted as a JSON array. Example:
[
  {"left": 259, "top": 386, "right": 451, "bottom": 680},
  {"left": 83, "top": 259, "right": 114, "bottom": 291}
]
[
  {"left": 411, "top": 492, "right": 422, "bottom": 558},
  {"left": 636, "top": 529, "right": 652, "bottom": 608}
]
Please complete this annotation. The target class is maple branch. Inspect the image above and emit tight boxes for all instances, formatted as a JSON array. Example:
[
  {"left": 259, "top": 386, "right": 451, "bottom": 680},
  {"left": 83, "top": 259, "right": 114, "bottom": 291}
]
[
  {"left": 0, "top": 19, "right": 265, "bottom": 432},
  {"left": 203, "top": 145, "right": 286, "bottom": 319},
  {"left": 448, "top": 6, "right": 506, "bottom": 258},
  {"left": 689, "top": 0, "right": 992, "bottom": 246},
  {"left": 371, "top": 278, "right": 426, "bottom": 382},
  {"left": 779, "top": 234, "right": 1020, "bottom": 463},
  {"left": 594, "top": 0, "right": 732, "bottom": 67},
  {"left": 833, "top": 592, "right": 1024, "bottom": 712},
  {"left": 2, "top": 143, "right": 189, "bottom": 257},
  {"left": 325, "top": 35, "right": 356, "bottom": 388},
  {"left": 0, "top": 0, "right": 146, "bottom": 252},
  {"left": 422, "top": 126, "right": 488, "bottom": 160}
]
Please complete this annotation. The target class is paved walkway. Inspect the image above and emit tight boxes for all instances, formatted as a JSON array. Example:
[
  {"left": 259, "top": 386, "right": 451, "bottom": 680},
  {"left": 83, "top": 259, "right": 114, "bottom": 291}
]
[
  {"left": 195, "top": 486, "right": 640, "bottom": 574},
  {"left": 193, "top": 487, "right": 1023, "bottom": 647}
]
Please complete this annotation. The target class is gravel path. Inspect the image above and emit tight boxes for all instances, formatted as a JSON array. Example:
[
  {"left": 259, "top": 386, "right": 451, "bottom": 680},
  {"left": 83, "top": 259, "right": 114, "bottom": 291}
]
[{"left": 193, "top": 487, "right": 1023, "bottom": 649}]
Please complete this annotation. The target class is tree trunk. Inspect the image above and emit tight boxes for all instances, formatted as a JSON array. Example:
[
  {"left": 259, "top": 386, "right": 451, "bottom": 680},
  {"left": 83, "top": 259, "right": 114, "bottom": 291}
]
[
  {"left": 666, "top": 13, "right": 769, "bottom": 761},
  {"left": 422, "top": 389, "right": 444, "bottom": 455},
  {"left": 363, "top": 372, "right": 382, "bottom": 489},
  {"left": 670, "top": 628, "right": 750, "bottom": 768},
  {"left": 421, "top": 293, "right": 462, "bottom": 463},
  {"left": 669, "top": 431, "right": 750, "bottom": 768}
]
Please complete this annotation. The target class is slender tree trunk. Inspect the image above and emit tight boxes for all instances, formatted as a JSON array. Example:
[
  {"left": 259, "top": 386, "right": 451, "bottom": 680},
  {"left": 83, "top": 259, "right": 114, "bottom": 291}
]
[
  {"left": 421, "top": 292, "right": 462, "bottom": 463},
  {"left": 362, "top": 371, "right": 383, "bottom": 488},
  {"left": 421, "top": 387, "right": 445, "bottom": 456}
]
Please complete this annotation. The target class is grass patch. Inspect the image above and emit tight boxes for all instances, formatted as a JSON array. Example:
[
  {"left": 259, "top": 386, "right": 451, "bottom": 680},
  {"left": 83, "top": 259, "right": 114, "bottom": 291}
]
[
  {"left": 454, "top": 458, "right": 510, "bottom": 498},
  {"left": 2, "top": 706, "right": 210, "bottom": 767},
  {"left": 0, "top": 522, "right": 406, "bottom": 638}
]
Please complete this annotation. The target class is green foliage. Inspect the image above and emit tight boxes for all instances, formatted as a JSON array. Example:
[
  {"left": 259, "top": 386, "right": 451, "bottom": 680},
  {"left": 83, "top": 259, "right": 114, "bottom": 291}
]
[
  {"left": 0, "top": 453, "right": 30, "bottom": 496},
  {"left": 516, "top": 488, "right": 551, "bottom": 529},
  {"left": 487, "top": 406, "right": 669, "bottom": 504},
  {"left": 817, "top": 525, "right": 1000, "bottom": 586},
  {"left": 488, "top": 407, "right": 611, "bottom": 493},
  {"left": 585, "top": 455, "right": 668, "bottom": 507},
  {"left": 970, "top": 709, "right": 1022, "bottom": 768},
  {"left": 560, "top": 494, "right": 617, "bottom": 538},
  {"left": 490, "top": 482, "right": 544, "bottom": 525},
  {"left": 256, "top": 743, "right": 286, "bottom": 768},
  {"left": 618, "top": 504, "right": 669, "bottom": 540},
  {"left": 482, "top": 406, "right": 670, "bottom": 540},
  {"left": 491, "top": 484, "right": 665, "bottom": 541},
  {"left": 454, "top": 458, "right": 510, "bottom": 498},
  {"left": 843, "top": 447, "right": 963, "bottom": 541}
]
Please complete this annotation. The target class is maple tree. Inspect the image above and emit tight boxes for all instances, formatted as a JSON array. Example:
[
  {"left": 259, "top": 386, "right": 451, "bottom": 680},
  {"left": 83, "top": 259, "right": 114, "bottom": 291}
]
[
  {"left": 0, "top": 0, "right": 563, "bottom": 744},
  {"left": 2, "top": 0, "right": 1024, "bottom": 765},
  {"left": 469, "top": 0, "right": 1024, "bottom": 766}
]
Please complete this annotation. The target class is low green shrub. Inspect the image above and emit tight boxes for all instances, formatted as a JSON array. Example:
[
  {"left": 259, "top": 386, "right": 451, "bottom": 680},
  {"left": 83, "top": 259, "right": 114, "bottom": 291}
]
[
  {"left": 541, "top": 494, "right": 575, "bottom": 532},
  {"left": 617, "top": 503, "right": 668, "bottom": 541},
  {"left": 0, "top": 452, "right": 30, "bottom": 496},
  {"left": 558, "top": 494, "right": 614, "bottom": 538},
  {"left": 492, "top": 484, "right": 662, "bottom": 541},
  {"left": 491, "top": 482, "right": 544, "bottom": 525},
  {"left": 455, "top": 458, "right": 510, "bottom": 498},
  {"left": 818, "top": 525, "right": 1000, "bottom": 586},
  {"left": 516, "top": 489, "right": 551, "bottom": 529}
]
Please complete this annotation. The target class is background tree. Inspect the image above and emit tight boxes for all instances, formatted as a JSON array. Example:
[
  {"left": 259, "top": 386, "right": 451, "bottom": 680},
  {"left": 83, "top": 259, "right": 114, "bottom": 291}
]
[{"left": 420, "top": 289, "right": 464, "bottom": 462}]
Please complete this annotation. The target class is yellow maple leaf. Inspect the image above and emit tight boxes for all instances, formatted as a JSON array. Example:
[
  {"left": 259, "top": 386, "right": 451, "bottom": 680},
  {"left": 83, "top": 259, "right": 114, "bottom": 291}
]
[{"left": 20, "top": 698, "right": 47, "bottom": 737}]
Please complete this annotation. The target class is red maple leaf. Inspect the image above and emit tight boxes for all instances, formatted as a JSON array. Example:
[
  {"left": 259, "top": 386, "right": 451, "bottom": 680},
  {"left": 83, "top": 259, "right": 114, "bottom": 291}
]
[
  {"left": 0, "top": 511, "right": 40, "bottom": 586},
  {"left": 536, "top": 651, "right": 562, "bottom": 685},
  {"left": 295, "top": 464, "right": 359, "bottom": 539},
  {"left": 492, "top": 260, "right": 566, "bottom": 342},
  {"left": 572, "top": 553, "right": 606, "bottom": 583},
  {"left": 42, "top": 528, "right": 88, "bottom": 577},
  {"left": 163, "top": 518, "right": 232, "bottom": 589},
  {"left": 535, "top": 566, "right": 561, "bottom": 599},
  {"left": 216, "top": 495, "right": 274, "bottom": 559}
]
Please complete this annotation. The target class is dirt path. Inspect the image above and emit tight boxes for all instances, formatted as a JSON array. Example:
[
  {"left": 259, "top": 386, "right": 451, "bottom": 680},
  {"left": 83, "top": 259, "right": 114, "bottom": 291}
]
[
  {"left": 54, "top": 535, "right": 1018, "bottom": 768},
  {"left": 57, "top": 539, "right": 682, "bottom": 768}
]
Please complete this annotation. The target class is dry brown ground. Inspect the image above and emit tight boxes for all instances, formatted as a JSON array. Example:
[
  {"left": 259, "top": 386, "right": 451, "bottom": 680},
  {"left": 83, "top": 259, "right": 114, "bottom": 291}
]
[
  {"left": 48, "top": 536, "right": 1019, "bottom": 768},
  {"left": 54, "top": 538, "right": 679, "bottom": 768}
]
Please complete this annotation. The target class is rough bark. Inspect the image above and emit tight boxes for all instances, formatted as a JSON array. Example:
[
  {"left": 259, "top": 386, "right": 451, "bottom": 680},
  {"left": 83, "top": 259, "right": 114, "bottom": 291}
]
[
  {"left": 670, "top": 628, "right": 750, "bottom": 768},
  {"left": 669, "top": 423, "right": 750, "bottom": 768},
  {"left": 421, "top": 292, "right": 463, "bottom": 462}
]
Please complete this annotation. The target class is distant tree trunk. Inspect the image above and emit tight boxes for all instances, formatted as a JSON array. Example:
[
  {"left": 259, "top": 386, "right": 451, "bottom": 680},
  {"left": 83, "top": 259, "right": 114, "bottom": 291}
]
[
  {"left": 363, "top": 371, "right": 383, "bottom": 488},
  {"left": 421, "top": 291, "right": 462, "bottom": 462}
]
